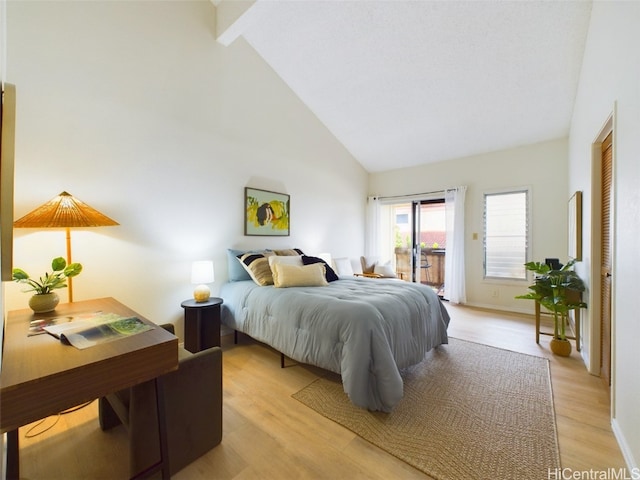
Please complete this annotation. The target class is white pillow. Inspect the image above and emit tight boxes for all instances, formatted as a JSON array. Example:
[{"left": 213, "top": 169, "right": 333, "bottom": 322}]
[
  {"left": 272, "top": 263, "right": 329, "bottom": 288},
  {"left": 374, "top": 263, "right": 397, "bottom": 278},
  {"left": 333, "top": 257, "right": 354, "bottom": 276}
]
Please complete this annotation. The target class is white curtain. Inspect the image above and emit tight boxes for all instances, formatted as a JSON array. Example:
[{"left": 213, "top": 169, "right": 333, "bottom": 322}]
[
  {"left": 365, "top": 196, "right": 380, "bottom": 257},
  {"left": 444, "top": 186, "right": 467, "bottom": 304}
]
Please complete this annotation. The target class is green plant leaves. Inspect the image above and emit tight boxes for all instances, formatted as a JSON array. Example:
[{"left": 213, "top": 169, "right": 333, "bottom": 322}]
[
  {"left": 12, "top": 268, "right": 29, "bottom": 281},
  {"left": 64, "top": 263, "right": 83, "bottom": 277},
  {"left": 12, "top": 257, "right": 83, "bottom": 294},
  {"left": 523, "top": 261, "right": 550, "bottom": 274},
  {"left": 51, "top": 257, "right": 67, "bottom": 271},
  {"left": 515, "top": 259, "right": 587, "bottom": 340}
]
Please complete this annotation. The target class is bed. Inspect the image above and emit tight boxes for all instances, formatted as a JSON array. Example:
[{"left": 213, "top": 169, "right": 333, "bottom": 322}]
[{"left": 220, "top": 250, "right": 450, "bottom": 412}]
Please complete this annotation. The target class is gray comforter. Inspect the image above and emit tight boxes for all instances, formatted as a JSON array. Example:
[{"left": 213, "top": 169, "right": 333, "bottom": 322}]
[{"left": 220, "top": 277, "right": 450, "bottom": 412}]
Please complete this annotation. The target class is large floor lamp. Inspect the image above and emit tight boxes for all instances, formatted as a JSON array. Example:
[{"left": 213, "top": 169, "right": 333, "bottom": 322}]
[{"left": 13, "top": 191, "right": 119, "bottom": 302}]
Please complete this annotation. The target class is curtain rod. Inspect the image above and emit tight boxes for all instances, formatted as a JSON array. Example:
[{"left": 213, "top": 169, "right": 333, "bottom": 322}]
[{"left": 373, "top": 189, "right": 445, "bottom": 200}]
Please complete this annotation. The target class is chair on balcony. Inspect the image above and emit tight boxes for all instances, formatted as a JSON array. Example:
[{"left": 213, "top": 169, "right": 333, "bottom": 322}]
[
  {"left": 358, "top": 256, "right": 404, "bottom": 279},
  {"left": 358, "top": 255, "right": 382, "bottom": 278},
  {"left": 420, "top": 250, "right": 432, "bottom": 284}
]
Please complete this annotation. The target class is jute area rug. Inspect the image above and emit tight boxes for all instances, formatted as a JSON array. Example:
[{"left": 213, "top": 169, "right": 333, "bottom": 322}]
[{"left": 292, "top": 338, "right": 560, "bottom": 480}]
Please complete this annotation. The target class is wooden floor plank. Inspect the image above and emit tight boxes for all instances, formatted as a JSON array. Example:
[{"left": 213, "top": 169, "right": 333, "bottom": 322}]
[{"left": 17, "top": 304, "right": 625, "bottom": 479}]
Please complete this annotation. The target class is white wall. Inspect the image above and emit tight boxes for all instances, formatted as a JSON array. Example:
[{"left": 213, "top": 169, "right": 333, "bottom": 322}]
[
  {"left": 3, "top": 0, "right": 367, "bottom": 340},
  {"left": 567, "top": 1, "right": 640, "bottom": 469},
  {"left": 369, "top": 138, "right": 569, "bottom": 313},
  {"left": 4, "top": 0, "right": 638, "bottom": 470}
]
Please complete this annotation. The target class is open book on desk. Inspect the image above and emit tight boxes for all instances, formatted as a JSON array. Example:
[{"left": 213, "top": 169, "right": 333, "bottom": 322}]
[{"left": 42, "top": 312, "right": 154, "bottom": 350}]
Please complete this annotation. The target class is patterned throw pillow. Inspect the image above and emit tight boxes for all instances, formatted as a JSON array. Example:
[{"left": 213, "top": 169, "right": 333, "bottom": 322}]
[
  {"left": 227, "top": 248, "right": 271, "bottom": 282},
  {"left": 237, "top": 252, "right": 275, "bottom": 286}
]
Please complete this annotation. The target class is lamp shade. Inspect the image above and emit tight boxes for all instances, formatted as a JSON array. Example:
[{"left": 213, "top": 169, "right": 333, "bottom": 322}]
[
  {"left": 14, "top": 191, "right": 119, "bottom": 228},
  {"left": 13, "top": 191, "right": 119, "bottom": 303},
  {"left": 191, "top": 261, "right": 214, "bottom": 284}
]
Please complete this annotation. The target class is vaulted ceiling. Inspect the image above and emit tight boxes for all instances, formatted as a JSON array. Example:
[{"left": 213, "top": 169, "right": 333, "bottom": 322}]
[{"left": 215, "top": 0, "right": 593, "bottom": 173}]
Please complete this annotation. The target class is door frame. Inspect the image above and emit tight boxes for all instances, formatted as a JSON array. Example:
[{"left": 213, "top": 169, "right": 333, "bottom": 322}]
[
  {"left": 411, "top": 199, "right": 446, "bottom": 284},
  {"left": 589, "top": 107, "right": 616, "bottom": 410}
]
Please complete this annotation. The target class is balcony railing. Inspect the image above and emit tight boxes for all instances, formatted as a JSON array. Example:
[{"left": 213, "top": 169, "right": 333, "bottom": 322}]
[{"left": 394, "top": 248, "right": 445, "bottom": 288}]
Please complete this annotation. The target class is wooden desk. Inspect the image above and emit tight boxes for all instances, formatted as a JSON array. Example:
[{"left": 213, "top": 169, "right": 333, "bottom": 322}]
[{"left": 0, "top": 297, "right": 179, "bottom": 479}]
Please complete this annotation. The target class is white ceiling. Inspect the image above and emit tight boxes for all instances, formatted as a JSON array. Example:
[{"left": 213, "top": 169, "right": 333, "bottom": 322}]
[{"left": 217, "top": 0, "right": 593, "bottom": 173}]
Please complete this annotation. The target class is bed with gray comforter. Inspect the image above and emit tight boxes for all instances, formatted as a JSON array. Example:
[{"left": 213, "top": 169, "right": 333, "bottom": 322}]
[{"left": 220, "top": 276, "right": 450, "bottom": 412}]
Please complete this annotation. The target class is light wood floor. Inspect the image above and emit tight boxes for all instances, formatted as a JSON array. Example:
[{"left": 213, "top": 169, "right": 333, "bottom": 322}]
[{"left": 16, "top": 304, "right": 626, "bottom": 479}]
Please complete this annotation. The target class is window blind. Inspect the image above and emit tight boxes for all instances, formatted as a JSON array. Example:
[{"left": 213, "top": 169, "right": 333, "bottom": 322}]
[{"left": 484, "top": 189, "right": 529, "bottom": 279}]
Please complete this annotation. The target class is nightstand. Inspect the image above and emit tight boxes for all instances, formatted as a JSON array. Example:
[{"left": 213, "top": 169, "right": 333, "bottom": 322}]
[{"left": 180, "top": 297, "right": 223, "bottom": 353}]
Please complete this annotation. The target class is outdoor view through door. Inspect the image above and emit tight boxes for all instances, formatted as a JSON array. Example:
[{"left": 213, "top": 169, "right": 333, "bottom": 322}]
[
  {"left": 368, "top": 188, "right": 466, "bottom": 303},
  {"left": 379, "top": 200, "right": 446, "bottom": 296}
]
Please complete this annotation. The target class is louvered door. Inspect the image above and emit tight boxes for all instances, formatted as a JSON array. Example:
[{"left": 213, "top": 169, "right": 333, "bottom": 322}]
[{"left": 600, "top": 132, "right": 613, "bottom": 387}]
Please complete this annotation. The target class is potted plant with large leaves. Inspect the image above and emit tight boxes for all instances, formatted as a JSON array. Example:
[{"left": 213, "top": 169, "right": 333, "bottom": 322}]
[
  {"left": 12, "top": 257, "right": 83, "bottom": 313},
  {"left": 516, "top": 259, "right": 587, "bottom": 356}
]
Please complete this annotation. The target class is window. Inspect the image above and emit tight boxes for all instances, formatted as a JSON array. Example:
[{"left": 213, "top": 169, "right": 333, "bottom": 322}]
[
  {"left": 483, "top": 188, "right": 530, "bottom": 280},
  {"left": 395, "top": 213, "right": 409, "bottom": 225}
]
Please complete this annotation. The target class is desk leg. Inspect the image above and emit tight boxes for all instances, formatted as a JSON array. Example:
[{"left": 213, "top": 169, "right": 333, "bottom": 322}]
[{"left": 6, "top": 429, "right": 19, "bottom": 480}]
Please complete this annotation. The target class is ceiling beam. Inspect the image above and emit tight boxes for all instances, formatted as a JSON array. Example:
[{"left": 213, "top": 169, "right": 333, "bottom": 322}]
[{"left": 213, "top": 0, "right": 257, "bottom": 46}]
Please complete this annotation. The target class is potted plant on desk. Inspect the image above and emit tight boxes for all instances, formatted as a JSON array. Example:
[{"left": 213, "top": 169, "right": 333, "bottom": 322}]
[
  {"left": 516, "top": 259, "right": 587, "bottom": 356},
  {"left": 12, "top": 256, "right": 83, "bottom": 313}
]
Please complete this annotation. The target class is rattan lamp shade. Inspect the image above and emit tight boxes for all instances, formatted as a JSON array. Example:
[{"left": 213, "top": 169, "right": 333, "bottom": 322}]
[
  {"left": 13, "top": 191, "right": 119, "bottom": 228},
  {"left": 14, "top": 191, "right": 119, "bottom": 302}
]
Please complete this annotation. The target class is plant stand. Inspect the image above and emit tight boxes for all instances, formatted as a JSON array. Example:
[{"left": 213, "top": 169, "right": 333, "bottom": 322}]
[{"left": 535, "top": 300, "right": 581, "bottom": 351}]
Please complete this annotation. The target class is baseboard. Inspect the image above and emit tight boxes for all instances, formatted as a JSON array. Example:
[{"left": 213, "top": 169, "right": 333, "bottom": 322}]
[
  {"left": 463, "top": 301, "right": 532, "bottom": 316},
  {"left": 580, "top": 348, "right": 597, "bottom": 376},
  {"left": 611, "top": 418, "right": 638, "bottom": 472}
]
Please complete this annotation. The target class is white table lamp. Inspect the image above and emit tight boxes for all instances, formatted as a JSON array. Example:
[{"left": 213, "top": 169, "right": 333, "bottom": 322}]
[{"left": 191, "top": 260, "right": 214, "bottom": 302}]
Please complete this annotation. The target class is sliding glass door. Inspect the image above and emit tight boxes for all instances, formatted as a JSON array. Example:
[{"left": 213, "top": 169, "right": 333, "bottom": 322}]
[{"left": 379, "top": 199, "right": 445, "bottom": 290}]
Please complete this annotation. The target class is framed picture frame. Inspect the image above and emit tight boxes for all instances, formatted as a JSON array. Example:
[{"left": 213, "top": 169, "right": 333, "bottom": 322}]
[
  {"left": 568, "top": 191, "right": 582, "bottom": 261},
  {"left": 245, "top": 187, "right": 290, "bottom": 236}
]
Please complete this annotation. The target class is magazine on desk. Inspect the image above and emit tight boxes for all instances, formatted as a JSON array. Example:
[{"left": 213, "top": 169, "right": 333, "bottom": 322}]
[{"left": 31, "top": 312, "right": 154, "bottom": 350}]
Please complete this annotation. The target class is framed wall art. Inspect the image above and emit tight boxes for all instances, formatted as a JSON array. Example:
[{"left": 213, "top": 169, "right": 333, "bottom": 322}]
[
  {"left": 245, "top": 187, "right": 290, "bottom": 236},
  {"left": 568, "top": 191, "right": 582, "bottom": 261}
]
